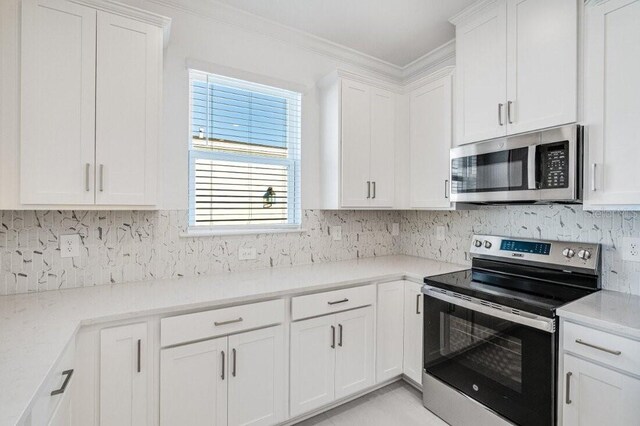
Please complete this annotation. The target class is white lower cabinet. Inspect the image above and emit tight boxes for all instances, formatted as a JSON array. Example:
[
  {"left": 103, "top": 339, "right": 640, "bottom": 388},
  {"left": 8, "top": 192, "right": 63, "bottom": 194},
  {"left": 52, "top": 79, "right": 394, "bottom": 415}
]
[
  {"left": 160, "top": 325, "right": 285, "bottom": 426},
  {"left": 376, "top": 281, "right": 405, "bottom": 382},
  {"left": 290, "top": 306, "right": 375, "bottom": 418},
  {"left": 100, "top": 322, "right": 150, "bottom": 426},
  {"left": 403, "top": 282, "right": 423, "bottom": 385},
  {"left": 562, "top": 354, "right": 640, "bottom": 426}
]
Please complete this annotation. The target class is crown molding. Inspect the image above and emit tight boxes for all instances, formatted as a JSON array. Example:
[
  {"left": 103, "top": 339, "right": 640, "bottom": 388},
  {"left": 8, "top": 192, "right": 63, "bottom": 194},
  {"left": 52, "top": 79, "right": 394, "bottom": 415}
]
[
  {"left": 401, "top": 39, "right": 456, "bottom": 85},
  {"left": 403, "top": 65, "right": 455, "bottom": 93},
  {"left": 449, "top": 0, "right": 498, "bottom": 26}
]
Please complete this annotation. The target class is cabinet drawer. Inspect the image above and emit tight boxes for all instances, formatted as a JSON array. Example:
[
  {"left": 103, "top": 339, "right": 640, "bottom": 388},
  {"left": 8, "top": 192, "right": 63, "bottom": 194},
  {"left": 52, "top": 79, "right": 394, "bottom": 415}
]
[
  {"left": 291, "top": 285, "right": 376, "bottom": 321},
  {"left": 161, "top": 299, "right": 285, "bottom": 347},
  {"left": 563, "top": 321, "right": 640, "bottom": 376}
]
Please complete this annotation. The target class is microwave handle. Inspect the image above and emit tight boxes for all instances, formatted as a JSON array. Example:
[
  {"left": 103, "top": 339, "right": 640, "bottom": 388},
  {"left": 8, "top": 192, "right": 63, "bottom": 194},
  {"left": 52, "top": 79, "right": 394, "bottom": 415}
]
[{"left": 527, "top": 145, "right": 537, "bottom": 190}]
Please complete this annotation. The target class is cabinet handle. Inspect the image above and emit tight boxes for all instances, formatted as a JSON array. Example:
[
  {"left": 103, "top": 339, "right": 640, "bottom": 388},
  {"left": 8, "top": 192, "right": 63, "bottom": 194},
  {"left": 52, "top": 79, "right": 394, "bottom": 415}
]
[
  {"left": 214, "top": 317, "right": 243, "bottom": 326},
  {"left": 498, "top": 103, "right": 504, "bottom": 126},
  {"left": 416, "top": 294, "right": 421, "bottom": 315},
  {"left": 565, "top": 372, "right": 572, "bottom": 404},
  {"left": 232, "top": 348, "right": 237, "bottom": 377},
  {"left": 367, "top": 181, "right": 371, "bottom": 199},
  {"left": 221, "top": 350, "right": 225, "bottom": 380},
  {"left": 51, "top": 369, "right": 74, "bottom": 396},
  {"left": 444, "top": 180, "right": 449, "bottom": 199},
  {"left": 85, "top": 163, "right": 91, "bottom": 192},
  {"left": 575, "top": 339, "right": 621, "bottom": 355},
  {"left": 331, "top": 325, "right": 336, "bottom": 349},
  {"left": 338, "top": 324, "right": 343, "bottom": 347},
  {"left": 328, "top": 298, "right": 349, "bottom": 305},
  {"left": 591, "top": 163, "right": 597, "bottom": 192},
  {"left": 99, "top": 164, "right": 104, "bottom": 192},
  {"left": 507, "top": 101, "right": 514, "bottom": 124},
  {"left": 372, "top": 181, "right": 376, "bottom": 199},
  {"left": 137, "top": 339, "right": 141, "bottom": 373}
]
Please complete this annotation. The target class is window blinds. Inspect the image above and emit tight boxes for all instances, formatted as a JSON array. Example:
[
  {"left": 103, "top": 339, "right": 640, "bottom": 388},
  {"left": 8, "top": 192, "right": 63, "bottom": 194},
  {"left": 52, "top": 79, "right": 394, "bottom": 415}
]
[{"left": 189, "top": 70, "right": 302, "bottom": 228}]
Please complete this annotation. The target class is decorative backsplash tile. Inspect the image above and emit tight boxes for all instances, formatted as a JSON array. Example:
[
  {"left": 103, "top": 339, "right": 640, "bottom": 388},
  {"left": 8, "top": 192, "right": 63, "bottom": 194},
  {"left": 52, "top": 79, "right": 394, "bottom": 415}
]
[
  {"left": 400, "top": 205, "right": 640, "bottom": 295},
  {"left": 0, "top": 210, "right": 400, "bottom": 295}
]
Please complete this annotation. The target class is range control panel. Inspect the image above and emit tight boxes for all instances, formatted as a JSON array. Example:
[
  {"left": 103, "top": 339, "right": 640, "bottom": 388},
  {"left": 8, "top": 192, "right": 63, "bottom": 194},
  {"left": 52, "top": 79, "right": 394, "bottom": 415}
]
[{"left": 471, "top": 234, "right": 600, "bottom": 273}]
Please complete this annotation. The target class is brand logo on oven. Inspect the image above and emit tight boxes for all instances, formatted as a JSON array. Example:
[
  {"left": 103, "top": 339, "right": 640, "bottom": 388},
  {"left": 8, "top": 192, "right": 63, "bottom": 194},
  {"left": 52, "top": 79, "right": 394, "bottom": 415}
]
[{"left": 512, "top": 253, "right": 524, "bottom": 257}]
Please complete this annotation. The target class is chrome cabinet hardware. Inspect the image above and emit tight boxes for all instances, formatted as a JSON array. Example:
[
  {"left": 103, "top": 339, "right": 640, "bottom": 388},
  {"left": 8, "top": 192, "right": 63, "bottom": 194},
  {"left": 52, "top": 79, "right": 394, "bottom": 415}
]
[
  {"left": 367, "top": 181, "right": 371, "bottom": 199},
  {"left": 507, "top": 101, "right": 514, "bottom": 124},
  {"left": 331, "top": 325, "right": 336, "bottom": 349},
  {"left": 575, "top": 339, "right": 622, "bottom": 355},
  {"left": 51, "top": 369, "right": 74, "bottom": 396},
  {"left": 565, "top": 372, "right": 572, "bottom": 404},
  {"left": 232, "top": 348, "right": 237, "bottom": 377},
  {"left": 328, "top": 298, "right": 349, "bottom": 305},
  {"left": 85, "top": 163, "right": 91, "bottom": 192},
  {"left": 372, "top": 181, "right": 376, "bottom": 199},
  {"left": 591, "top": 163, "right": 597, "bottom": 192},
  {"left": 99, "top": 164, "right": 104, "bottom": 192},
  {"left": 444, "top": 180, "right": 449, "bottom": 199},
  {"left": 137, "top": 339, "right": 141, "bottom": 373},
  {"left": 338, "top": 324, "right": 343, "bottom": 347},
  {"left": 221, "top": 350, "right": 225, "bottom": 380},
  {"left": 498, "top": 103, "right": 504, "bottom": 126},
  {"left": 214, "top": 317, "right": 243, "bottom": 326},
  {"left": 416, "top": 294, "right": 421, "bottom": 315}
]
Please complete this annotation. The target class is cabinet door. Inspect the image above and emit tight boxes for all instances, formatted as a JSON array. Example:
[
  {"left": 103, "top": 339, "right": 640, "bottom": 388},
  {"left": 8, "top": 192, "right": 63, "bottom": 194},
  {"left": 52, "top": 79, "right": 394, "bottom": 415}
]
[
  {"left": 455, "top": 1, "right": 507, "bottom": 144},
  {"left": 160, "top": 337, "right": 227, "bottom": 426},
  {"left": 341, "top": 79, "right": 371, "bottom": 207},
  {"left": 563, "top": 354, "right": 640, "bottom": 426},
  {"left": 584, "top": 0, "right": 640, "bottom": 207},
  {"left": 20, "top": 0, "right": 96, "bottom": 205},
  {"left": 376, "top": 281, "right": 405, "bottom": 383},
  {"left": 409, "top": 75, "right": 453, "bottom": 209},
  {"left": 100, "top": 323, "right": 150, "bottom": 426},
  {"left": 47, "top": 376, "right": 74, "bottom": 426},
  {"left": 403, "top": 283, "right": 423, "bottom": 385},
  {"left": 95, "top": 12, "right": 160, "bottom": 206},
  {"left": 228, "top": 326, "right": 285, "bottom": 426},
  {"left": 505, "top": 0, "right": 577, "bottom": 135},
  {"left": 334, "top": 306, "right": 375, "bottom": 399},
  {"left": 369, "top": 88, "right": 395, "bottom": 208},
  {"left": 290, "top": 314, "right": 336, "bottom": 417}
]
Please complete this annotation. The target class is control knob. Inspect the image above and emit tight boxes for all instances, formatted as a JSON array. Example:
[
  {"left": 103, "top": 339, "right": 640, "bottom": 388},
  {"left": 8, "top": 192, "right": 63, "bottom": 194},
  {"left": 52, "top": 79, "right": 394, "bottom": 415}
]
[
  {"left": 578, "top": 250, "right": 592, "bottom": 260},
  {"left": 484, "top": 241, "right": 492, "bottom": 249},
  {"left": 474, "top": 240, "right": 482, "bottom": 248},
  {"left": 562, "top": 248, "right": 575, "bottom": 258}
]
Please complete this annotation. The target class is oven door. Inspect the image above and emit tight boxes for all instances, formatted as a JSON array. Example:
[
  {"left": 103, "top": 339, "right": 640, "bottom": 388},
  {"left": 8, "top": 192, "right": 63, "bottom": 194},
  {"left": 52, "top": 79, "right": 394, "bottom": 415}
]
[{"left": 423, "top": 289, "right": 556, "bottom": 426}]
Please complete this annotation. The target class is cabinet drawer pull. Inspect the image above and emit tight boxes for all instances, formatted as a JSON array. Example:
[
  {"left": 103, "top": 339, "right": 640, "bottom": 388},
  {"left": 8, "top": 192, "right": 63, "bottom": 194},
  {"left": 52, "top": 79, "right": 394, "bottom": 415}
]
[
  {"left": 591, "top": 163, "right": 597, "bottom": 192},
  {"left": 507, "top": 100, "right": 514, "bottom": 124},
  {"left": 338, "top": 324, "right": 343, "bottom": 347},
  {"left": 99, "top": 164, "right": 104, "bottom": 192},
  {"left": 575, "top": 339, "right": 621, "bottom": 355},
  {"left": 372, "top": 181, "right": 376, "bottom": 199},
  {"left": 221, "top": 350, "right": 225, "bottom": 380},
  {"left": 328, "top": 298, "right": 349, "bottom": 305},
  {"left": 331, "top": 325, "right": 336, "bottom": 349},
  {"left": 232, "top": 348, "right": 237, "bottom": 377},
  {"left": 367, "top": 181, "right": 371, "bottom": 199},
  {"left": 498, "top": 103, "right": 504, "bottom": 126},
  {"left": 416, "top": 294, "right": 421, "bottom": 315},
  {"left": 565, "top": 372, "right": 572, "bottom": 404},
  {"left": 85, "top": 163, "right": 91, "bottom": 192},
  {"left": 444, "top": 180, "right": 449, "bottom": 199},
  {"left": 137, "top": 339, "right": 141, "bottom": 373},
  {"left": 214, "top": 317, "right": 243, "bottom": 326},
  {"left": 51, "top": 369, "right": 74, "bottom": 396}
]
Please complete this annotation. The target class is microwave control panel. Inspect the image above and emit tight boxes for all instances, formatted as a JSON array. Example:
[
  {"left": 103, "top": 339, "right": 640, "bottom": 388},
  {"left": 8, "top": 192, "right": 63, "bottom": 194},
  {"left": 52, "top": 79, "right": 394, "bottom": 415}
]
[{"left": 538, "top": 141, "right": 569, "bottom": 189}]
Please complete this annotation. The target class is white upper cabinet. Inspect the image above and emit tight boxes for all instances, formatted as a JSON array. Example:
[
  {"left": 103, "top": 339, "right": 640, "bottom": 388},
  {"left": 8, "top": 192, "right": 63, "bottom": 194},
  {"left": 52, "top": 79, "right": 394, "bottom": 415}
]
[
  {"left": 584, "top": 0, "right": 640, "bottom": 208},
  {"left": 319, "top": 72, "right": 397, "bottom": 209},
  {"left": 20, "top": 0, "right": 97, "bottom": 205},
  {"left": 409, "top": 68, "right": 454, "bottom": 209},
  {"left": 451, "top": 0, "right": 577, "bottom": 145},
  {"left": 19, "top": 0, "right": 168, "bottom": 208}
]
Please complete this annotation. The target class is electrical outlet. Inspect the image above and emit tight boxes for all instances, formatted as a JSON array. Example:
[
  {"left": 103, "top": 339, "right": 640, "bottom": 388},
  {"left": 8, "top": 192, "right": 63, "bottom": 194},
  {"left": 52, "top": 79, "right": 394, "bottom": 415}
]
[
  {"left": 391, "top": 223, "right": 400, "bottom": 236},
  {"left": 436, "top": 226, "right": 446, "bottom": 241},
  {"left": 622, "top": 237, "right": 640, "bottom": 262},
  {"left": 332, "top": 226, "right": 342, "bottom": 241},
  {"left": 59, "top": 234, "right": 81, "bottom": 258},
  {"left": 238, "top": 247, "right": 257, "bottom": 261}
]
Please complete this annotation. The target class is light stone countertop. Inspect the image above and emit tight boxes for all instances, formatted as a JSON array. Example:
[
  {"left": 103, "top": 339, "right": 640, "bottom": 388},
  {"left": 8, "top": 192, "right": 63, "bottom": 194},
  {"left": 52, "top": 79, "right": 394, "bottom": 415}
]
[
  {"left": 0, "top": 255, "right": 467, "bottom": 426},
  {"left": 557, "top": 290, "right": 640, "bottom": 340}
]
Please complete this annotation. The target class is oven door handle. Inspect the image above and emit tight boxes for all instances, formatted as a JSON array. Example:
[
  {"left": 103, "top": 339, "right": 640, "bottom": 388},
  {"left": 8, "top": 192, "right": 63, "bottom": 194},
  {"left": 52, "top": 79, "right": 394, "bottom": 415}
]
[
  {"left": 423, "top": 287, "right": 556, "bottom": 333},
  {"left": 527, "top": 145, "right": 537, "bottom": 190}
]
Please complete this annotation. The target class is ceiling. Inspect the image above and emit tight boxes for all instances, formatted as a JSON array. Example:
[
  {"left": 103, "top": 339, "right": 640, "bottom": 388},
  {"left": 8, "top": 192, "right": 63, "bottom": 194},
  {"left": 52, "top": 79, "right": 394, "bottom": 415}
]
[{"left": 214, "top": 0, "right": 477, "bottom": 67}]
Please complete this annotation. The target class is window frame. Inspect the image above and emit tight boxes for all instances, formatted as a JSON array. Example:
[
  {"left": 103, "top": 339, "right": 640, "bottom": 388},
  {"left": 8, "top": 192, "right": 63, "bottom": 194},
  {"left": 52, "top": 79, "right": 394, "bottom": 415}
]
[{"left": 187, "top": 70, "right": 302, "bottom": 235}]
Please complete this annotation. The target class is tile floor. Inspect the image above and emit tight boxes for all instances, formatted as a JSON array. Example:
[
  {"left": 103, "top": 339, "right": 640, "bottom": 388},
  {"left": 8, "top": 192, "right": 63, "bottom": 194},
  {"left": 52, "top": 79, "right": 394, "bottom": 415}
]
[{"left": 294, "top": 380, "right": 449, "bottom": 426}]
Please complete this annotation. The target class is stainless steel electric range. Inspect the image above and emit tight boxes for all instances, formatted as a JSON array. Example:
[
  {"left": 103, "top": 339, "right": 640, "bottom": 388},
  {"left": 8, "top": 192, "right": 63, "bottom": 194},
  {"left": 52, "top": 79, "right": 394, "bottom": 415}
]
[{"left": 422, "top": 235, "right": 601, "bottom": 426}]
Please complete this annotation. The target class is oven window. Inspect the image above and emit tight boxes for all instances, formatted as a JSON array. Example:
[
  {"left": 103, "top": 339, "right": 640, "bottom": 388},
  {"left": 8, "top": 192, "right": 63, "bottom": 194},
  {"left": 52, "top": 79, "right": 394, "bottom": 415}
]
[
  {"left": 441, "top": 314, "right": 522, "bottom": 393},
  {"left": 451, "top": 147, "right": 529, "bottom": 193}
]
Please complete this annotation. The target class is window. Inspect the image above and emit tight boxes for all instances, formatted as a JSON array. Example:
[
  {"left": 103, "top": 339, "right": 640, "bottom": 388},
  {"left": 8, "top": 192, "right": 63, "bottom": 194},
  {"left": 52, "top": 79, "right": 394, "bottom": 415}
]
[{"left": 188, "top": 70, "right": 302, "bottom": 230}]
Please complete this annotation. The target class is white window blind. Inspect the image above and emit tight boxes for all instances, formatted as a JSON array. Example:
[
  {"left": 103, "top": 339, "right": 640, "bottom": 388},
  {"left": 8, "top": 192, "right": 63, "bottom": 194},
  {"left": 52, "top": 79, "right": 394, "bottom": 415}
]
[{"left": 189, "top": 70, "right": 302, "bottom": 229}]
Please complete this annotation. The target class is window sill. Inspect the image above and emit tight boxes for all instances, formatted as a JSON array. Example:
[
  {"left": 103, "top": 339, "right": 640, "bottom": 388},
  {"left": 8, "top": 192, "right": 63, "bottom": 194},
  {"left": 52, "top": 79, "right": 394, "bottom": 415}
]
[{"left": 180, "top": 227, "right": 306, "bottom": 238}]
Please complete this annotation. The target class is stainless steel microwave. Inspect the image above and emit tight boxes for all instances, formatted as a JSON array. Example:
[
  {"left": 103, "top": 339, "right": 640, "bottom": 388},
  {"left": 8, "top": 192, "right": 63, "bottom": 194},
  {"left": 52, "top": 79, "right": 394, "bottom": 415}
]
[{"left": 450, "top": 124, "right": 583, "bottom": 204}]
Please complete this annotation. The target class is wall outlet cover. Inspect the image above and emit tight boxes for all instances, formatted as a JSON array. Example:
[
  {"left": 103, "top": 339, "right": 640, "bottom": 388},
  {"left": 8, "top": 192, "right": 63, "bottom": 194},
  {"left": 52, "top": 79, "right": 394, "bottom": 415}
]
[
  {"left": 59, "top": 234, "right": 81, "bottom": 258},
  {"left": 622, "top": 237, "right": 640, "bottom": 262},
  {"left": 238, "top": 247, "right": 257, "bottom": 261},
  {"left": 332, "top": 226, "right": 342, "bottom": 241},
  {"left": 391, "top": 223, "right": 400, "bottom": 236},
  {"left": 436, "top": 226, "right": 446, "bottom": 241}
]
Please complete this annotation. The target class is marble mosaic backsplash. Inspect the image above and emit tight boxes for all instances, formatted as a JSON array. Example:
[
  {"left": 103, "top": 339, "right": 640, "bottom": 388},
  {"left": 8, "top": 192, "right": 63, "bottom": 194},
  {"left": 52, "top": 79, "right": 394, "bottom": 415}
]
[
  {"left": 400, "top": 205, "right": 640, "bottom": 295},
  {"left": 0, "top": 210, "right": 400, "bottom": 295}
]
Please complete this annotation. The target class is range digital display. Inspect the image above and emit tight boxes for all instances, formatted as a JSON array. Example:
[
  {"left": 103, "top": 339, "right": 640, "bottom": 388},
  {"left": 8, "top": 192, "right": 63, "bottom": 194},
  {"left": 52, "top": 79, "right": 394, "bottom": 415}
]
[{"left": 500, "top": 239, "right": 551, "bottom": 255}]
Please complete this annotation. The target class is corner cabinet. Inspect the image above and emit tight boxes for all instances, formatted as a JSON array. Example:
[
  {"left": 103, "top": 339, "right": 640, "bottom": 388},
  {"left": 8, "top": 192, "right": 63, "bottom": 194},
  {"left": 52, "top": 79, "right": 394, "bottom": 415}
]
[
  {"left": 319, "top": 71, "right": 397, "bottom": 209},
  {"left": 584, "top": 0, "right": 640, "bottom": 209},
  {"left": 451, "top": 0, "right": 577, "bottom": 145},
  {"left": 20, "top": 0, "right": 169, "bottom": 208}
]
